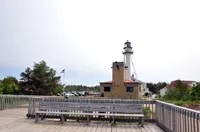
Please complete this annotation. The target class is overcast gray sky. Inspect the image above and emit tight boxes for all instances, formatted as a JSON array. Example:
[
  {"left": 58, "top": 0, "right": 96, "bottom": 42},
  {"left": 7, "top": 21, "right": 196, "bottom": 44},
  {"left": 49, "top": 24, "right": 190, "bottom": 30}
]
[{"left": 0, "top": 0, "right": 200, "bottom": 85}]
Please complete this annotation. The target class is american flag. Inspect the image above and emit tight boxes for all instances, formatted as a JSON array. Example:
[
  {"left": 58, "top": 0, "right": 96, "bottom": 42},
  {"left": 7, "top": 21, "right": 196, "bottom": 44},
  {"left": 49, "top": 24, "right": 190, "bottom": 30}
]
[{"left": 61, "top": 69, "right": 65, "bottom": 73}]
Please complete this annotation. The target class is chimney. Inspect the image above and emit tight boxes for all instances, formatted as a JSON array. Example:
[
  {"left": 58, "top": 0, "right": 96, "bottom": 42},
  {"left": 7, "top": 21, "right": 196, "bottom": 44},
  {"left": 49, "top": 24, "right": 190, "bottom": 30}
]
[{"left": 112, "top": 62, "right": 126, "bottom": 83}]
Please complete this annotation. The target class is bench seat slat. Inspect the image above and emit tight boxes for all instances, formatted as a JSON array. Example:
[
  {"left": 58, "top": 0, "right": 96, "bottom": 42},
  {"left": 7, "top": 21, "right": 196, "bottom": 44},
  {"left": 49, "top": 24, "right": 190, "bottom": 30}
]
[
  {"left": 39, "top": 107, "right": 142, "bottom": 113},
  {"left": 40, "top": 102, "right": 142, "bottom": 108},
  {"left": 39, "top": 102, "right": 143, "bottom": 106},
  {"left": 35, "top": 111, "right": 144, "bottom": 117}
]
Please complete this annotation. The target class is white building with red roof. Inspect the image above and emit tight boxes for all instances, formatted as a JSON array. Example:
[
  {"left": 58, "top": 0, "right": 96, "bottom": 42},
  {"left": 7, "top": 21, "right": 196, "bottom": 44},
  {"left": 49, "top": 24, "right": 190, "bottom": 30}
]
[{"left": 160, "top": 80, "right": 197, "bottom": 96}]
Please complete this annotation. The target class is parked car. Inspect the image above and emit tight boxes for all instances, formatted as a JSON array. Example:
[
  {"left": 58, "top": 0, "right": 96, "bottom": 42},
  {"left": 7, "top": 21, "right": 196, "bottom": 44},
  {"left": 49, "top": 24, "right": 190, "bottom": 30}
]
[{"left": 64, "top": 92, "right": 75, "bottom": 99}]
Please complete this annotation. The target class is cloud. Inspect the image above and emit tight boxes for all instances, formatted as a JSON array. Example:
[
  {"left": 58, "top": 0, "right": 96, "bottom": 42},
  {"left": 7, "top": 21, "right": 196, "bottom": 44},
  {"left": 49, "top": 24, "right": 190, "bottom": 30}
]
[{"left": 0, "top": 0, "right": 200, "bottom": 84}]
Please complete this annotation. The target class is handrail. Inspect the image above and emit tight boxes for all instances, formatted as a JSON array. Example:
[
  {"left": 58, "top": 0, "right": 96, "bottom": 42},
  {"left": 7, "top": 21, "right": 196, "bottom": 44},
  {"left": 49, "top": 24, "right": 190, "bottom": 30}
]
[
  {"left": 0, "top": 95, "right": 30, "bottom": 110},
  {"left": 156, "top": 100, "right": 200, "bottom": 114},
  {"left": 0, "top": 95, "right": 62, "bottom": 110},
  {"left": 155, "top": 100, "right": 200, "bottom": 132}
]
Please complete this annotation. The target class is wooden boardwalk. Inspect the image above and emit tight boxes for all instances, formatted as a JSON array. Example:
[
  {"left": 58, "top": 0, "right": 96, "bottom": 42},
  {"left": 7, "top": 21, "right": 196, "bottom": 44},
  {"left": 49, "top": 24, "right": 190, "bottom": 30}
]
[{"left": 0, "top": 108, "right": 164, "bottom": 132}]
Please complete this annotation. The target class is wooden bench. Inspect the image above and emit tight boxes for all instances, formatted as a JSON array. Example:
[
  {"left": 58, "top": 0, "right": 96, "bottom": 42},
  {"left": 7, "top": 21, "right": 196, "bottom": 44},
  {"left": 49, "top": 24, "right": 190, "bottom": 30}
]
[{"left": 35, "top": 101, "right": 144, "bottom": 127}]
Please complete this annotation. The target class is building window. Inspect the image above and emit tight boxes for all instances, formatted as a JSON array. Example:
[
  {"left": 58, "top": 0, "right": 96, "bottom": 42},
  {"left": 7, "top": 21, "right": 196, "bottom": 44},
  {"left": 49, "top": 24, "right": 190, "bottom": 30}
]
[
  {"left": 126, "top": 87, "right": 133, "bottom": 92},
  {"left": 104, "top": 87, "right": 110, "bottom": 92}
]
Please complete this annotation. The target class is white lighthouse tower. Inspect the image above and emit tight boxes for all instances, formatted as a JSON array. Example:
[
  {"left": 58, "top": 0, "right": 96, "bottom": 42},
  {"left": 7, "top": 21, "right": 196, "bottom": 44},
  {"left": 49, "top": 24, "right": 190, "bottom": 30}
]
[{"left": 123, "top": 40, "right": 133, "bottom": 80}]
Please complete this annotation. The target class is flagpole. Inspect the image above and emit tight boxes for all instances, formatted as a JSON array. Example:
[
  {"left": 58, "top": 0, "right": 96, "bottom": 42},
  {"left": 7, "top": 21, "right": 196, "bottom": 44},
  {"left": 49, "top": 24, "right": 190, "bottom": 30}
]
[
  {"left": 61, "top": 69, "right": 65, "bottom": 96},
  {"left": 63, "top": 70, "right": 65, "bottom": 94}
]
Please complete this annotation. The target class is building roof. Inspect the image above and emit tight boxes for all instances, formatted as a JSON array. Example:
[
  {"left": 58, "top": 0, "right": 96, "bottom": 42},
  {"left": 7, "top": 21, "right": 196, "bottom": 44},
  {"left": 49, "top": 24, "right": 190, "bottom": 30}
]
[
  {"left": 132, "top": 79, "right": 144, "bottom": 83},
  {"left": 124, "top": 80, "right": 141, "bottom": 84},
  {"left": 124, "top": 40, "right": 131, "bottom": 44},
  {"left": 99, "top": 80, "right": 112, "bottom": 84},
  {"left": 99, "top": 80, "right": 141, "bottom": 84},
  {"left": 165, "top": 80, "right": 196, "bottom": 88}
]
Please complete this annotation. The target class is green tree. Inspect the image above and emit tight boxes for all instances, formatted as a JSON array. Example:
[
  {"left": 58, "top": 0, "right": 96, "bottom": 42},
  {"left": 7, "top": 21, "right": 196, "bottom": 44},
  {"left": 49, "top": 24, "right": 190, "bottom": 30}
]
[
  {"left": 64, "top": 85, "right": 100, "bottom": 92},
  {"left": 1, "top": 76, "right": 20, "bottom": 94},
  {"left": 52, "top": 85, "right": 63, "bottom": 95},
  {"left": 147, "top": 83, "right": 157, "bottom": 93},
  {"left": 20, "top": 61, "right": 61, "bottom": 95},
  {"left": 191, "top": 83, "right": 200, "bottom": 101},
  {"left": 164, "top": 88, "right": 181, "bottom": 100},
  {"left": 0, "top": 81, "right": 3, "bottom": 94},
  {"left": 157, "top": 82, "right": 167, "bottom": 91},
  {"left": 147, "top": 82, "right": 167, "bottom": 94},
  {"left": 175, "top": 80, "right": 190, "bottom": 100}
]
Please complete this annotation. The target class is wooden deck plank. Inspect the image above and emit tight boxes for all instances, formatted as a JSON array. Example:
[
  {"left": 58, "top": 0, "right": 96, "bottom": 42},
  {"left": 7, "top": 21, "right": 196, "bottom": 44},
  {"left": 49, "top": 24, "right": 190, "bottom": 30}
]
[
  {"left": 140, "top": 125, "right": 147, "bottom": 132},
  {"left": 22, "top": 123, "right": 43, "bottom": 132},
  {"left": 146, "top": 124, "right": 159, "bottom": 132},
  {"left": 125, "top": 124, "right": 132, "bottom": 132},
  {"left": 143, "top": 125, "right": 150, "bottom": 132},
  {"left": 58, "top": 122, "right": 72, "bottom": 132},
  {"left": 116, "top": 124, "right": 122, "bottom": 132},
  {"left": 0, "top": 118, "right": 27, "bottom": 132},
  {"left": 111, "top": 124, "right": 117, "bottom": 132},
  {"left": 106, "top": 124, "right": 111, "bottom": 132},
  {"left": 152, "top": 124, "right": 164, "bottom": 132},
  {"left": 101, "top": 123, "right": 107, "bottom": 132},
  {"left": 129, "top": 124, "right": 136, "bottom": 132},
  {"left": 75, "top": 122, "right": 87, "bottom": 132},
  {"left": 62, "top": 121, "right": 80, "bottom": 132},
  {"left": 134, "top": 124, "right": 143, "bottom": 132},
  {"left": 95, "top": 123, "right": 103, "bottom": 132},
  {"left": 31, "top": 123, "right": 51, "bottom": 132},
  {"left": 85, "top": 123, "right": 93, "bottom": 132},
  {"left": 88, "top": 123, "right": 99, "bottom": 132},
  {"left": 121, "top": 124, "right": 127, "bottom": 132},
  {"left": 0, "top": 108, "right": 163, "bottom": 132}
]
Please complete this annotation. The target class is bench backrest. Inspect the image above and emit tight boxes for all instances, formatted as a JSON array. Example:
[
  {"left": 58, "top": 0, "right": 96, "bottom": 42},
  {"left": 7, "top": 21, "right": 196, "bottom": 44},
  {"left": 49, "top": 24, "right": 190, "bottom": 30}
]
[{"left": 38, "top": 101, "right": 143, "bottom": 114}]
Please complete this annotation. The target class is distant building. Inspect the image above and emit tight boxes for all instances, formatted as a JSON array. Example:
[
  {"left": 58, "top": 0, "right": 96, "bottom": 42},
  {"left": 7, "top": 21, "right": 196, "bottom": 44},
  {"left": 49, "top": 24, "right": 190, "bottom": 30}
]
[
  {"left": 141, "top": 83, "right": 152, "bottom": 96},
  {"left": 131, "top": 75, "right": 151, "bottom": 96},
  {"left": 160, "top": 80, "right": 197, "bottom": 96}
]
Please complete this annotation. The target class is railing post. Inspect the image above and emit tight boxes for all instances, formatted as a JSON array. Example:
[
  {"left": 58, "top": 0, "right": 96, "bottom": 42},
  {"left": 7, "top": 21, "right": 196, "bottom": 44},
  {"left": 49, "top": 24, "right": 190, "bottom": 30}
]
[
  {"left": 197, "top": 113, "right": 199, "bottom": 132},
  {"left": 0, "top": 95, "right": 2, "bottom": 110},
  {"left": 184, "top": 111, "right": 186, "bottom": 132},
  {"left": 155, "top": 101, "right": 158, "bottom": 125},
  {"left": 2, "top": 95, "right": 5, "bottom": 110}
]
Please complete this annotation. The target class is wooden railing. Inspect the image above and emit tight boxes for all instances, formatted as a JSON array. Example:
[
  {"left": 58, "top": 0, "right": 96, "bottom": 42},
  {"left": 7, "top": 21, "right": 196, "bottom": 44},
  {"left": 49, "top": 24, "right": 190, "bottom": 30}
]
[
  {"left": 0, "top": 95, "right": 61, "bottom": 110},
  {"left": 155, "top": 100, "right": 200, "bottom": 132},
  {"left": 3, "top": 95, "right": 200, "bottom": 132},
  {"left": 0, "top": 95, "right": 30, "bottom": 110}
]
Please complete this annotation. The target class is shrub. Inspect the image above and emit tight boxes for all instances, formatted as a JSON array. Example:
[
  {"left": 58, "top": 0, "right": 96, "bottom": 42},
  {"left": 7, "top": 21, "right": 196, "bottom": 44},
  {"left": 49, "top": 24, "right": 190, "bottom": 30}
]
[
  {"left": 173, "top": 100, "right": 185, "bottom": 106},
  {"left": 191, "top": 83, "right": 200, "bottom": 101},
  {"left": 155, "top": 92, "right": 161, "bottom": 99},
  {"left": 0, "top": 82, "right": 3, "bottom": 94},
  {"left": 181, "top": 88, "right": 192, "bottom": 101},
  {"left": 143, "top": 107, "right": 153, "bottom": 118},
  {"left": 164, "top": 88, "right": 181, "bottom": 100}
]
